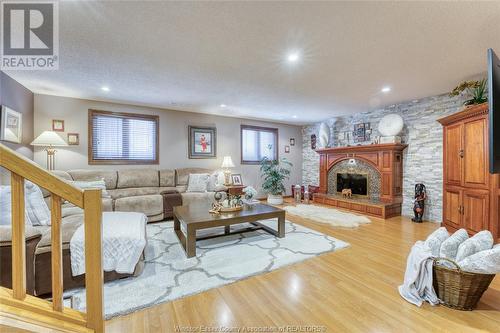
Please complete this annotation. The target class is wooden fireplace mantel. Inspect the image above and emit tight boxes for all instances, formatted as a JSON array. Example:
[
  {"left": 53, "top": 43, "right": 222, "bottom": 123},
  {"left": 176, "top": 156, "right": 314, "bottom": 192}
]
[
  {"left": 314, "top": 143, "right": 408, "bottom": 218},
  {"left": 316, "top": 143, "right": 408, "bottom": 155}
]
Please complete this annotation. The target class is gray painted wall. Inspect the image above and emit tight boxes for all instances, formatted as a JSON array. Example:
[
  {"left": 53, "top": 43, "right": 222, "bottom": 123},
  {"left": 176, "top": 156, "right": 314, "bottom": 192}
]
[
  {"left": 34, "top": 94, "right": 303, "bottom": 197},
  {"left": 0, "top": 71, "right": 34, "bottom": 158},
  {"left": 302, "top": 93, "right": 468, "bottom": 222}
]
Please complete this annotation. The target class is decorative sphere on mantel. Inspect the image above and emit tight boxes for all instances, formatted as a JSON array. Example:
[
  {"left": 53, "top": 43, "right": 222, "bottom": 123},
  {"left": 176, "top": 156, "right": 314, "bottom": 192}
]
[
  {"left": 378, "top": 114, "right": 404, "bottom": 137},
  {"left": 318, "top": 122, "right": 330, "bottom": 148}
]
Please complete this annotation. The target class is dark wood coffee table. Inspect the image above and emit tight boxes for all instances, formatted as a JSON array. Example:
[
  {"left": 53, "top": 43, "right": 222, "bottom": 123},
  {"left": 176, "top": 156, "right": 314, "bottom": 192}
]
[{"left": 173, "top": 203, "right": 285, "bottom": 258}]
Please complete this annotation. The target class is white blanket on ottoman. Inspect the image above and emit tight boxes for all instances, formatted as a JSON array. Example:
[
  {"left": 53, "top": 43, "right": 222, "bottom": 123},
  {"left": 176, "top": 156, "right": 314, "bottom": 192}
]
[{"left": 70, "top": 212, "right": 147, "bottom": 276}]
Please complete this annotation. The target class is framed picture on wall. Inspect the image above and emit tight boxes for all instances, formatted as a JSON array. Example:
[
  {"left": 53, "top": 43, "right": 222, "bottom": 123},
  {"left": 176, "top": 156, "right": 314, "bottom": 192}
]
[
  {"left": 285, "top": 145, "right": 290, "bottom": 153},
  {"left": 67, "top": 133, "right": 79, "bottom": 145},
  {"left": 0, "top": 106, "right": 22, "bottom": 143},
  {"left": 52, "top": 119, "right": 65, "bottom": 132},
  {"left": 188, "top": 126, "right": 217, "bottom": 159}
]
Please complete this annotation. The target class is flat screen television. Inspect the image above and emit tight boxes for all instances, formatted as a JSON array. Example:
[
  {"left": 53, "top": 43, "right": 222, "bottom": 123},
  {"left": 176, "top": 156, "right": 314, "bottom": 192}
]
[{"left": 488, "top": 48, "right": 500, "bottom": 174}]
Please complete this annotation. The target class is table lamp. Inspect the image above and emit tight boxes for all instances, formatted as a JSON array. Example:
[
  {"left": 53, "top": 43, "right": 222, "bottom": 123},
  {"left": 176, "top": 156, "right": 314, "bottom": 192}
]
[
  {"left": 221, "top": 156, "right": 235, "bottom": 185},
  {"left": 31, "top": 131, "right": 68, "bottom": 170}
]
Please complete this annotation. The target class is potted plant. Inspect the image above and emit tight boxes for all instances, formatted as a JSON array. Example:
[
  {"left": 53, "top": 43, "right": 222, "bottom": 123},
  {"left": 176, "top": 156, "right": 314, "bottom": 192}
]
[
  {"left": 450, "top": 78, "right": 488, "bottom": 106},
  {"left": 260, "top": 156, "right": 292, "bottom": 205}
]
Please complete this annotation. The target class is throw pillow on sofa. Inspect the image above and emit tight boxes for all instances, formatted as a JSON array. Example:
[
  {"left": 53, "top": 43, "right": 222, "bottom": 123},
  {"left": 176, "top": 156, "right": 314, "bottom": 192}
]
[
  {"left": 207, "top": 171, "right": 224, "bottom": 192},
  {"left": 0, "top": 181, "right": 50, "bottom": 226},
  {"left": 186, "top": 173, "right": 210, "bottom": 192},
  {"left": 69, "top": 179, "right": 110, "bottom": 198}
]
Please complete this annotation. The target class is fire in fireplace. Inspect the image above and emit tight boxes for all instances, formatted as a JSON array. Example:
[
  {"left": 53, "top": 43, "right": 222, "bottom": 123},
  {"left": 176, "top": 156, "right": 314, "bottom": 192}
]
[{"left": 336, "top": 173, "right": 368, "bottom": 196}]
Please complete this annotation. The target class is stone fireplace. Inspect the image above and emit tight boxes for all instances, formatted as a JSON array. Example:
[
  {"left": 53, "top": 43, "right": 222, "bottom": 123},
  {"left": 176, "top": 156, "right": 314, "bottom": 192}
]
[
  {"left": 327, "top": 159, "right": 381, "bottom": 199},
  {"left": 314, "top": 143, "right": 407, "bottom": 219}
]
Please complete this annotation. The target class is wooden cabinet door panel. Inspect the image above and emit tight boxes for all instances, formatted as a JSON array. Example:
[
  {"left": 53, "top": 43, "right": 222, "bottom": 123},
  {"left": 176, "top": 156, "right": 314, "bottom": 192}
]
[
  {"left": 381, "top": 173, "right": 391, "bottom": 197},
  {"left": 463, "top": 189, "right": 489, "bottom": 234},
  {"left": 463, "top": 118, "right": 488, "bottom": 188},
  {"left": 319, "top": 155, "right": 327, "bottom": 193},
  {"left": 444, "top": 124, "right": 462, "bottom": 186},
  {"left": 444, "top": 188, "right": 462, "bottom": 229}
]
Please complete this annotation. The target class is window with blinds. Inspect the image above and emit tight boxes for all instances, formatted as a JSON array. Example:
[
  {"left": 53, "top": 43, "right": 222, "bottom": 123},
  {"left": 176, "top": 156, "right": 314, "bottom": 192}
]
[
  {"left": 241, "top": 125, "right": 278, "bottom": 164},
  {"left": 89, "top": 110, "right": 159, "bottom": 164}
]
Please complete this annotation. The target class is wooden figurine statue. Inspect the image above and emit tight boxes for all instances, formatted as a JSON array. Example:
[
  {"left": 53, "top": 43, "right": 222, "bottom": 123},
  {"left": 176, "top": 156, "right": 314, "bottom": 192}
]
[
  {"left": 341, "top": 188, "right": 352, "bottom": 199},
  {"left": 412, "top": 183, "right": 427, "bottom": 223}
]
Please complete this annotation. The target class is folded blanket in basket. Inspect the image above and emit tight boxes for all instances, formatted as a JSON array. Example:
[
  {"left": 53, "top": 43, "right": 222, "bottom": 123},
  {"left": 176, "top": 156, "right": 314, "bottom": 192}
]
[{"left": 398, "top": 241, "right": 440, "bottom": 307}]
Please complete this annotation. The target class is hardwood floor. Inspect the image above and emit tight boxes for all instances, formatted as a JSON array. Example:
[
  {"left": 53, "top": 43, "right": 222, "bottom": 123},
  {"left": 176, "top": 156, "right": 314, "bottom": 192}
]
[
  {"left": 105, "top": 202, "right": 500, "bottom": 333},
  {"left": 3, "top": 201, "right": 500, "bottom": 332}
]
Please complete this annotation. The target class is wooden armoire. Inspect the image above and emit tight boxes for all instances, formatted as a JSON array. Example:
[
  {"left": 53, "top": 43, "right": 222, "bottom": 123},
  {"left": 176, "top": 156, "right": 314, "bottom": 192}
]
[{"left": 438, "top": 103, "right": 499, "bottom": 242}]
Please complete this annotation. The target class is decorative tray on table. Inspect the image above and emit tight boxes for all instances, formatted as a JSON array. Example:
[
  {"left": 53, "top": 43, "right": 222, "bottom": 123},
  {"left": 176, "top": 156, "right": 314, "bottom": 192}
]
[{"left": 219, "top": 205, "right": 243, "bottom": 212}]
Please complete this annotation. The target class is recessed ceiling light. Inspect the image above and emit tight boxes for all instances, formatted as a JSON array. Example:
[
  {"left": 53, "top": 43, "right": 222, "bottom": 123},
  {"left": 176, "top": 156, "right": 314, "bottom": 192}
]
[
  {"left": 292, "top": 115, "right": 298, "bottom": 119},
  {"left": 381, "top": 86, "right": 391, "bottom": 93},
  {"left": 287, "top": 52, "right": 300, "bottom": 63},
  {"left": 101, "top": 86, "right": 110, "bottom": 92},
  {"left": 220, "top": 104, "right": 227, "bottom": 108}
]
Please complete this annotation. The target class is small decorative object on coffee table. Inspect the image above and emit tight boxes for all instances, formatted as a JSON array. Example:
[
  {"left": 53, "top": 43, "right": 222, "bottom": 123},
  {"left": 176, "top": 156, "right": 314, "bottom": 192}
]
[
  {"left": 211, "top": 190, "right": 243, "bottom": 213},
  {"left": 242, "top": 186, "right": 259, "bottom": 206},
  {"left": 412, "top": 183, "right": 427, "bottom": 223}
]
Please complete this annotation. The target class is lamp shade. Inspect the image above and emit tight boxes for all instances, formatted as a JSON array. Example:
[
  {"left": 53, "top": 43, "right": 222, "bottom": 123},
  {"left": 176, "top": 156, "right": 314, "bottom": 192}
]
[
  {"left": 221, "top": 156, "right": 235, "bottom": 168},
  {"left": 31, "top": 131, "right": 68, "bottom": 147}
]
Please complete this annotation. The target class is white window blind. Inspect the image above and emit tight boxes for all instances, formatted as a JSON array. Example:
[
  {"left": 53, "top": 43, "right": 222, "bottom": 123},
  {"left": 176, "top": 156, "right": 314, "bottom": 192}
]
[
  {"left": 90, "top": 111, "right": 158, "bottom": 163},
  {"left": 241, "top": 125, "right": 278, "bottom": 163}
]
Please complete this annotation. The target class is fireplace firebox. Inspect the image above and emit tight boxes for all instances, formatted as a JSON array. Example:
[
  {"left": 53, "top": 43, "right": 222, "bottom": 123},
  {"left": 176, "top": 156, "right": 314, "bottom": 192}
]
[{"left": 336, "top": 173, "right": 368, "bottom": 196}]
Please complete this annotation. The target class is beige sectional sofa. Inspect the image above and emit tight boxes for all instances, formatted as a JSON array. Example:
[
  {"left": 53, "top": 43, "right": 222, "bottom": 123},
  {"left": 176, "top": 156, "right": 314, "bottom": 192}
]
[
  {"left": 50, "top": 167, "right": 217, "bottom": 222},
  {"left": 0, "top": 167, "right": 220, "bottom": 296}
]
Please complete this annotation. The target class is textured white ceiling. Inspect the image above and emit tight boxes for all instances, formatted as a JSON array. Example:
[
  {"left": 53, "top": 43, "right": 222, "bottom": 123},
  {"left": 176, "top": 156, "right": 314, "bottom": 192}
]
[{"left": 6, "top": 1, "right": 500, "bottom": 124}]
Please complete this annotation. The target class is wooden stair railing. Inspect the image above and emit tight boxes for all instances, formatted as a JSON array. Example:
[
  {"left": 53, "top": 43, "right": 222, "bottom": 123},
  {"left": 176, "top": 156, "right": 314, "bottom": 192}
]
[{"left": 0, "top": 143, "right": 104, "bottom": 333}]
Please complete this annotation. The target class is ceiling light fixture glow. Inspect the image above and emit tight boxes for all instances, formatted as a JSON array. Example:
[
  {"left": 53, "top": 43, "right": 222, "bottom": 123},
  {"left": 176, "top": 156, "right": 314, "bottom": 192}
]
[
  {"left": 292, "top": 115, "right": 298, "bottom": 119},
  {"left": 101, "top": 86, "right": 110, "bottom": 92},
  {"left": 220, "top": 104, "right": 227, "bottom": 108},
  {"left": 287, "top": 52, "right": 300, "bottom": 63},
  {"left": 381, "top": 86, "right": 391, "bottom": 93}
]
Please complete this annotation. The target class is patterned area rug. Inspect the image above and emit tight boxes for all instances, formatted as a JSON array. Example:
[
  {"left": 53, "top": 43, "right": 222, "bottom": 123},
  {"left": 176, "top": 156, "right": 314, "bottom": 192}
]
[
  {"left": 284, "top": 204, "right": 371, "bottom": 228},
  {"left": 68, "top": 219, "right": 349, "bottom": 319}
]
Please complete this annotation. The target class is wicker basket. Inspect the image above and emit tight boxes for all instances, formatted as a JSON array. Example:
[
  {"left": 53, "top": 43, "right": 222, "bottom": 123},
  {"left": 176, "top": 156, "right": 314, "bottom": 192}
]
[{"left": 432, "top": 258, "right": 495, "bottom": 311}]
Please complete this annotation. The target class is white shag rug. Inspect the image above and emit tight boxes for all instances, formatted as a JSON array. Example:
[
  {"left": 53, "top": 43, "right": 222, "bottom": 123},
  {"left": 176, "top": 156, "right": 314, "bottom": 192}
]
[
  {"left": 66, "top": 218, "right": 349, "bottom": 319},
  {"left": 284, "top": 204, "right": 371, "bottom": 228}
]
